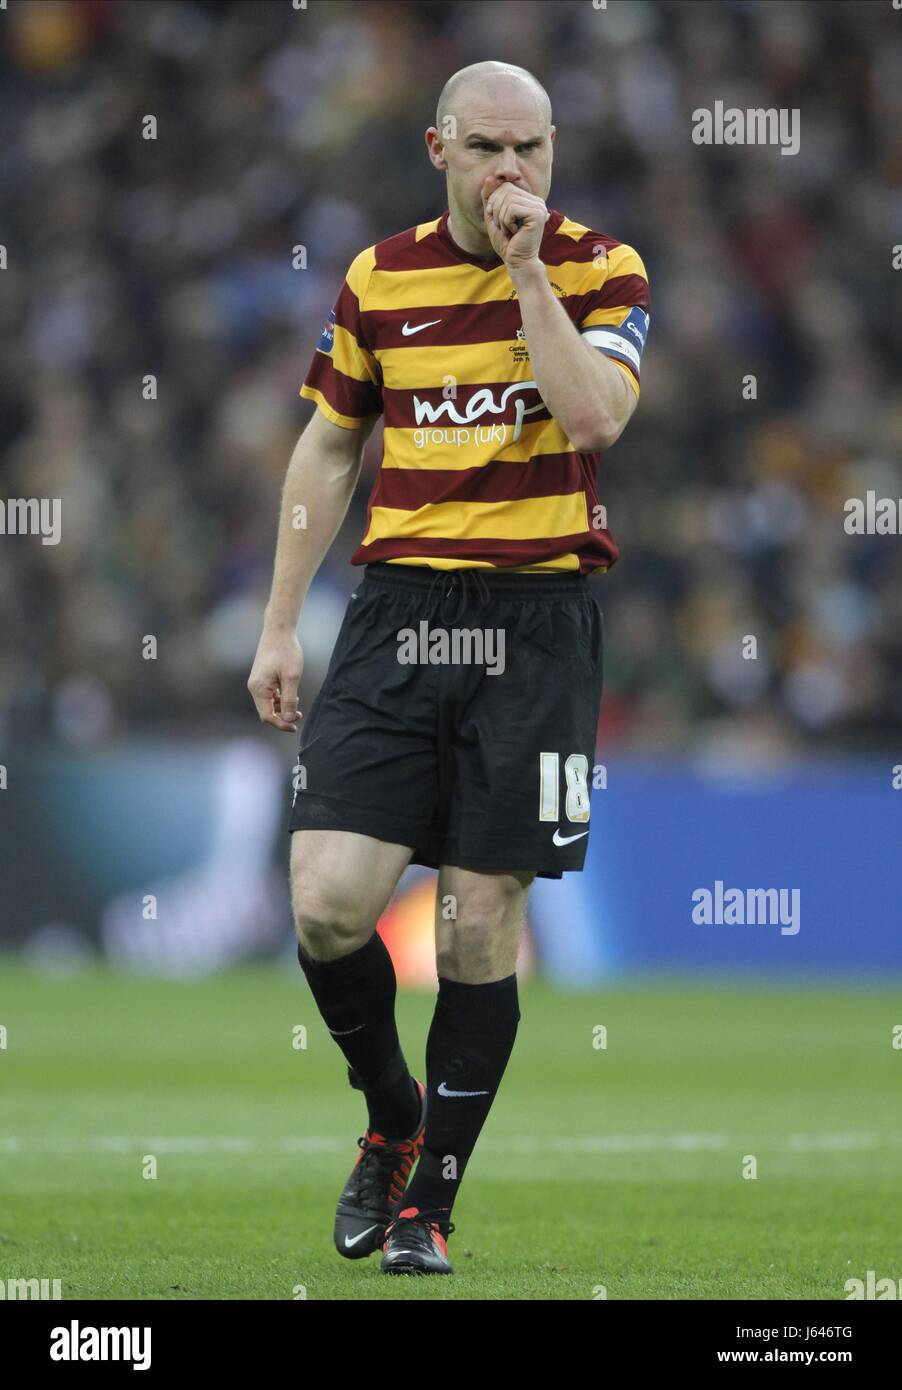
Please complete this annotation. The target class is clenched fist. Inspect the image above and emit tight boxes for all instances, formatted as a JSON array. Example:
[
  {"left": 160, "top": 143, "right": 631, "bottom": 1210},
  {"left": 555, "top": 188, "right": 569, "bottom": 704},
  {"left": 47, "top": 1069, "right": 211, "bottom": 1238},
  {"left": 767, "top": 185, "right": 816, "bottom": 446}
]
[{"left": 482, "top": 178, "right": 549, "bottom": 270}]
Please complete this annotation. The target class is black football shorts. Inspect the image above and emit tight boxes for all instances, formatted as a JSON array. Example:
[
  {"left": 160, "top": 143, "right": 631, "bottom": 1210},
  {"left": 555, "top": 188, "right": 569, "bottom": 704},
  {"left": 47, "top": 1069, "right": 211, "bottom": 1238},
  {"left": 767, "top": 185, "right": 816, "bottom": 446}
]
[{"left": 288, "top": 562, "right": 604, "bottom": 878}]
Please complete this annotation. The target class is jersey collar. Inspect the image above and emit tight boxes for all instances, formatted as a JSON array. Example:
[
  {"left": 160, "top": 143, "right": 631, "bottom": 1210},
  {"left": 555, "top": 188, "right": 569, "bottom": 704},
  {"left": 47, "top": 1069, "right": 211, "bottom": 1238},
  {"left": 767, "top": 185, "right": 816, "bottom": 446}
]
[{"left": 436, "top": 207, "right": 565, "bottom": 269}]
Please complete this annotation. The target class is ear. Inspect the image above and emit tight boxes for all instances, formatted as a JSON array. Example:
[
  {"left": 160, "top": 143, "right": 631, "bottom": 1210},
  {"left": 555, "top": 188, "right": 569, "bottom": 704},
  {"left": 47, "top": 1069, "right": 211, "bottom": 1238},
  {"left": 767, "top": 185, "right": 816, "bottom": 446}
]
[{"left": 425, "top": 128, "right": 448, "bottom": 172}]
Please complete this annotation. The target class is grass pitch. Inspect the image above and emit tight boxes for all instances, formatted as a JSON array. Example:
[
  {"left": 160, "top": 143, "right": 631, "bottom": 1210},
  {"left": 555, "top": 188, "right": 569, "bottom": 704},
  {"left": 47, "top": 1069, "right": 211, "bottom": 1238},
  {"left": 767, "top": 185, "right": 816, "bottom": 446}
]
[{"left": 2, "top": 961, "right": 899, "bottom": 1300}]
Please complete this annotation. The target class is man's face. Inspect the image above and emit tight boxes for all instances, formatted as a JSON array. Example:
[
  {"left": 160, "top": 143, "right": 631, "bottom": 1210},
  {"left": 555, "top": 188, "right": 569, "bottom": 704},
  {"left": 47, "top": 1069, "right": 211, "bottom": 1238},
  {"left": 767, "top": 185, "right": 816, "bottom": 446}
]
[{"left": 430, "top": 84, "right": 555, "bottom": 225}]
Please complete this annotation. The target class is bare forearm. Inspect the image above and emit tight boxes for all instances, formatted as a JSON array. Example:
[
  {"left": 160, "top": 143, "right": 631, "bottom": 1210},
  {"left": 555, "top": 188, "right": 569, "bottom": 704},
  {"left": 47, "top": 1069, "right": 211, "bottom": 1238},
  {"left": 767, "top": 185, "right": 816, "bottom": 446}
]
[
  {"left": 263, "top": 434, "right": 360, "bottom": 631},
  {"left": 509, "top": 259, "right": 633, "bottom": 451}
]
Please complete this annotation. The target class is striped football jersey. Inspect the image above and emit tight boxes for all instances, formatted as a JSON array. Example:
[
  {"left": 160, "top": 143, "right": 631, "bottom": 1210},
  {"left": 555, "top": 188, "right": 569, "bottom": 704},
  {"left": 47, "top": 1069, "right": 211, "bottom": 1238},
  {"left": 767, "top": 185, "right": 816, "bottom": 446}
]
[{"left": 300, "top": 208, "right": 650, "bottom": 573}]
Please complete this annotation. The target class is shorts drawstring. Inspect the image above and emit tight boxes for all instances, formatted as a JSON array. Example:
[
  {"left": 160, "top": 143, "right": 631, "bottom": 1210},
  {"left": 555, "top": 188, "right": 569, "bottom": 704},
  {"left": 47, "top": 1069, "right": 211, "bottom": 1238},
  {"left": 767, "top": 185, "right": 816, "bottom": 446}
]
[{"left": 423, "top": 569, "right": 492, "bottom": 626}]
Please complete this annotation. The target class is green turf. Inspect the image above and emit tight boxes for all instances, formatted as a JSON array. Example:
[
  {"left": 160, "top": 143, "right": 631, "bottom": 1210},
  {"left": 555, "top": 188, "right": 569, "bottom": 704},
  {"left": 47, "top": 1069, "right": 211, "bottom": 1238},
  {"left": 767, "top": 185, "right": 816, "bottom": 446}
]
[{"left": 1, "top": 960, "right": 899, "bottom": 1299}]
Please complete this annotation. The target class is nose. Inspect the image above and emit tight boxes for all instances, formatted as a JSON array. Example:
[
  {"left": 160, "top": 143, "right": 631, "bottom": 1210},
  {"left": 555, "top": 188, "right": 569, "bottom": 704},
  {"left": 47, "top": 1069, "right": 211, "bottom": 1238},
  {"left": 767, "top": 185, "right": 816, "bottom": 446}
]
[{"left": 492, "top": 148, "right": 522, "bottom": 183}]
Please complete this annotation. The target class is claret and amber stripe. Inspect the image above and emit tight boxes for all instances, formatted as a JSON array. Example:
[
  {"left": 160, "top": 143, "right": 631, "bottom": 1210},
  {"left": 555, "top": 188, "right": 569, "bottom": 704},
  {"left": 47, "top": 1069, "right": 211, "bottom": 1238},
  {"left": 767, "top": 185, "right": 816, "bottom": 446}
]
[
  {"left": 370, "top": 453, "right": 592, "bottom": 509},
  {"left": 354, "top": 534, "right": 613, "bottom": 573}
]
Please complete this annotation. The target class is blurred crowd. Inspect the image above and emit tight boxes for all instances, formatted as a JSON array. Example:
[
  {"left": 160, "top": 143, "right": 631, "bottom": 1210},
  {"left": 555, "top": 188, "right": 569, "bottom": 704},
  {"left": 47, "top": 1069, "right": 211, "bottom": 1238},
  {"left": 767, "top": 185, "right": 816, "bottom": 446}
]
[{"left": 1, "top": 0, "right": 901, "bottom": 756}]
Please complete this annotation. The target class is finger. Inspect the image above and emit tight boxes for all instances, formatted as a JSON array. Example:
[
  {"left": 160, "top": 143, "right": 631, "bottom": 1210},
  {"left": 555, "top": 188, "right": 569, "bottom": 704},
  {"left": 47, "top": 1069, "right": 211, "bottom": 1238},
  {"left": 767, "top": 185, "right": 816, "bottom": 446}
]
[
  {"left": 496, "top": 193, "right": 533, "bottom": 222},
  {"left": 269, "top": 688, "right": 302, "bottom": 731},
  {"left": 265, "top": 712, "right": 300, "bottom": 732},
  {"left": 489, "top": 195, "right": 524, "bottom": 234},
  {"left": 481, "top": 179, "right": 498, "bottom": 214},
  {"left": 484, "top": 187, "right": 507, "bottom": 217},
  {"left": 483, "top": 197, "right": 500, "bottom": 228},
  {"left": 278, "top": 692, "right": 301, "bottom": 724},
  {"left": 277, "top": 665, "right": 301, "bottom": 710},
  {"left": 249, "top": 679, "right": 300, "bottom": 731}
]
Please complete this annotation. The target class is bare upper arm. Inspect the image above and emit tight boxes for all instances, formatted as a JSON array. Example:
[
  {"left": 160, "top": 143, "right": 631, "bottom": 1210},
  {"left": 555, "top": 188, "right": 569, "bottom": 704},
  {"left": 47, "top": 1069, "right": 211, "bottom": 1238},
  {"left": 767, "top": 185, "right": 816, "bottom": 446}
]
[
  {"left": 299, "top": 406, "right": 378, "bottom": 472},
  {"left": 301, "top": 404, "right": 379, "bottom": 454}
]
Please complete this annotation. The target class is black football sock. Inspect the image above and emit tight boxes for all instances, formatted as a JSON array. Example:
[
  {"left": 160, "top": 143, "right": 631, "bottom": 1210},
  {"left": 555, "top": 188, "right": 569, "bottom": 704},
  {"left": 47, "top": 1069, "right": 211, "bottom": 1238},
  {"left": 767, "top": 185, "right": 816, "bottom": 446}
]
[
  {"left": 297, "top": 934, "right": 420, "bottom": 1140},
  {"left": 402, "top": 973, "right": 520, "bottom": 1226}
]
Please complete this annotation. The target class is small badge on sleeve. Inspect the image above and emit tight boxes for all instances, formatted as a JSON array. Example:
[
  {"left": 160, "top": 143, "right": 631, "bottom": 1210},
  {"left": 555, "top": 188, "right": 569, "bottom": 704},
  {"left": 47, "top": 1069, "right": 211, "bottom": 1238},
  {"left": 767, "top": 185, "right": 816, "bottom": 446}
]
[{"left": 317, "top": 306, "right": 336, "bottom": 353}]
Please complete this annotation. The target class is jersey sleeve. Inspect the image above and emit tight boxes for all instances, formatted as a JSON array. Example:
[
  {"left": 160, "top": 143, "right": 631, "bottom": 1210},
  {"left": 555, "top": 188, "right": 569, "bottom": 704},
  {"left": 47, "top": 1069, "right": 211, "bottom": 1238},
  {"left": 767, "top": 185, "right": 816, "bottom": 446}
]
[
  {"left": 577, "top": 242, "right": 651, "bottom": 399},
  {"left": 299, "top": 246, "right": 383, "bottom": 427}
]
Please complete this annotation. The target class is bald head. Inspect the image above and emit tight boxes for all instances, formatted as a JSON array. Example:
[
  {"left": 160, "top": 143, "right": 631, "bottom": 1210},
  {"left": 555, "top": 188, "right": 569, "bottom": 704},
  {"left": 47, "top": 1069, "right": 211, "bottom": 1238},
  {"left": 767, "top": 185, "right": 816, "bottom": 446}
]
[
  {"left": 426, "top": 61, "right": 555, "bottom": 252},
  {"left": 436, "top": 61, "right": 551, "bottom": 133}
]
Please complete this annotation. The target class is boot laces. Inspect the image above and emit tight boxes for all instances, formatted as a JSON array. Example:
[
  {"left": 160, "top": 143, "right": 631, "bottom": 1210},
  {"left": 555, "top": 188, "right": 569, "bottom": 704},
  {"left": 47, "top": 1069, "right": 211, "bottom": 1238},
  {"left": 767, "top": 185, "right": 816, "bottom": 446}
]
[
  {"left": 349, "top": 1133, "right": 414, "bottom": 1204},
  {"left": 391, "top": 1206, "right": 455, "bottom": 1240}
]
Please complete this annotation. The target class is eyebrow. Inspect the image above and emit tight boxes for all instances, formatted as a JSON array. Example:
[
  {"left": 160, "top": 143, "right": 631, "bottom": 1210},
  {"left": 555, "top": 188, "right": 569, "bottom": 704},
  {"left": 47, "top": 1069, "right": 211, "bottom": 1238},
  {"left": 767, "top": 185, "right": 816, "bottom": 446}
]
[{"left": 464, "top": 133, "right": 545, "bottom": 146}]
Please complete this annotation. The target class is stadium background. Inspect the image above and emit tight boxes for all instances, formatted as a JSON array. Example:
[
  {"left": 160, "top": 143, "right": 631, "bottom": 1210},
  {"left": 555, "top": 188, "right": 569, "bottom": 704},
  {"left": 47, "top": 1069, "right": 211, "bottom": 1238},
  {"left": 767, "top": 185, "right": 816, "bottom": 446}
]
[{"left": 2, "top": 0, "right": 901, "bottom": 1301}]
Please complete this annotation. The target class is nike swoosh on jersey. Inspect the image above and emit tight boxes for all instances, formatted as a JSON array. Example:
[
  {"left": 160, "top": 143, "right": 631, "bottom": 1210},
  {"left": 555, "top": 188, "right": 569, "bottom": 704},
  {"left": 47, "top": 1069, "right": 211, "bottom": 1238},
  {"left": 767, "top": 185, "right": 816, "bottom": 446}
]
[{"left": 401, "top": 319, "right": 441, "bottom": 336}]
